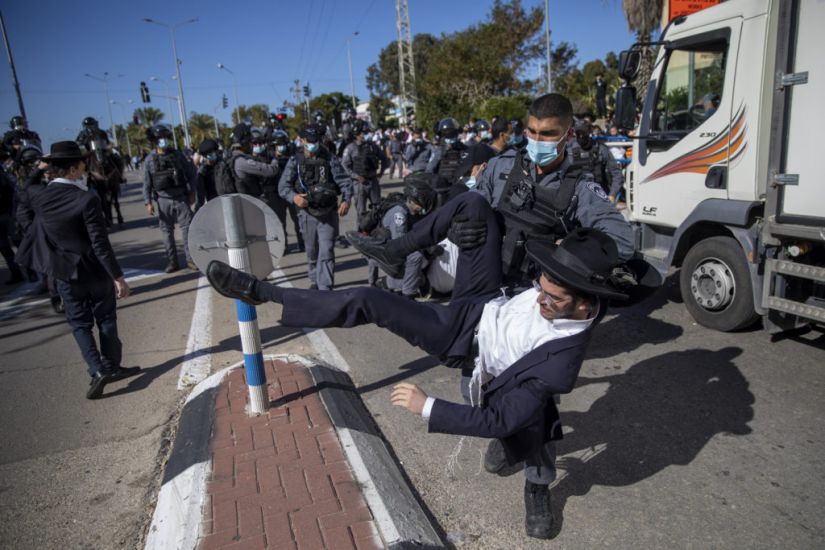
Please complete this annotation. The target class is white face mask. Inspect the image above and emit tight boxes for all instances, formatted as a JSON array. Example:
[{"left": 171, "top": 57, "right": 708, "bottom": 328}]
[
  {"left": 253, "top": 145, "right": 265, "bottom": 155},
  {"left": 464, "top": 176, "right": 478, "bottom": 189}
]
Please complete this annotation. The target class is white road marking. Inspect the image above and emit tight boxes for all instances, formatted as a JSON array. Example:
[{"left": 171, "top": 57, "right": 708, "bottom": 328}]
[
  {"left": 176, "top": 277, "right": 213, "bottom": 389},
  {"left": 0, "top": 268, "right": 164, "bottom": 321}
]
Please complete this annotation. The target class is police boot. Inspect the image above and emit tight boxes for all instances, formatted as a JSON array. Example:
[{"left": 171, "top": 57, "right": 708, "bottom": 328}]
[
  {"left": 483, "top": 439, "right": 523, "bottom": 477},
  {"left": 524, "top": 481, "right": 554, "bottom": 539},
  {"left": 345, "top": 231, "right": 416, "bottom": 279},
  {"left": 205, "top": 261, "right": 264, "bottom": 305}
]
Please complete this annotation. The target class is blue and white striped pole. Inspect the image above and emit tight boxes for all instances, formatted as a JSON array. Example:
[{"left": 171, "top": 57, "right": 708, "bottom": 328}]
[{"left": 223, "top": 196, "right": 268, "bottom": 415}]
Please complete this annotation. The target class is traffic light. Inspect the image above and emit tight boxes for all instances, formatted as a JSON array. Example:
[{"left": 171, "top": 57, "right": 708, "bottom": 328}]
[
  {"left": 140, "top": 81, "right": 151, "bottom": 103},
  {"left": 133, "top": 114, "right": 140, "bottom": 125},
  {"left": 302, "top": 84, "right": 310, "bottom": 97},
  {"left": 222, "top": 94, "right": 228, "bottom": 109},
  {"left": 276, "top": 112, "right": 286, "bottom": 122}
]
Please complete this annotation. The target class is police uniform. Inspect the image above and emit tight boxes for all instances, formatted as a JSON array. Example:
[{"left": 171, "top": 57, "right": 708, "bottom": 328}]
[
  {"left": 142, "top": 149, "right": 196, "bottom": 268},
  {"left": 278, "top": 146, "right": 353, "bottom": 290},
  {"left": 426, "top": 141, "right": 471, "bottom": 207},
  {"left": 404, "top": 140, "right": 435, "bottom": 173},
  {"left": 381, "top": 203, "right": 425, "bottom": 297},
  {"left": 473, "top": 148, "right": 634, "bottom": 266},
  {"left": 388, "top": 136, "right": 405, "bottom": 178},
  {"left": 567, "top": 140, "right": 623, "bottom": 198},
  {"left": 273, "top": 149, "right": 305, "bottom": 251},
  {"left": 342, "top": 140, "right": 388, "bottom": 219}
]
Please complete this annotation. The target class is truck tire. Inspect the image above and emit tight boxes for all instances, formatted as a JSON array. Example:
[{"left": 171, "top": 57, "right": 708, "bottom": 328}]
[{"left": 679, "top": 236, "right": 759, "bottom": 332}]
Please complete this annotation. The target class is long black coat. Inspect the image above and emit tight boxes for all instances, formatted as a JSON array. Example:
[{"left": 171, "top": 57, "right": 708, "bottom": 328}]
[{"left": 15, "top": 182, "right": 122, "bottom": 281}]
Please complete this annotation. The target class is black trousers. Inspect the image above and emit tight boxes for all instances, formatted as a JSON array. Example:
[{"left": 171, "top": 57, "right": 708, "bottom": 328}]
[{"left": 281, "top": 192, "right": 502, "bottom": 358}]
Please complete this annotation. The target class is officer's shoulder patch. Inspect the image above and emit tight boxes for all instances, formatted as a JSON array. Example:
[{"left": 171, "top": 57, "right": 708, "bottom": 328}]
[
  {"left": 394, "top": 211, "right": 406, "bottom": 226},
  {"left": 586, "top": 181, "right": 609, "bottom": 201}
]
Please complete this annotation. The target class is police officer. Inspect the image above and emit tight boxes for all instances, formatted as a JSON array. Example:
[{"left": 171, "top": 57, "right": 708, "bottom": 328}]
[
  {"left": 473, "top": 93, "right": 634, "bottom": 272},
  {"left": 142, "top": 125, "right": 197, "bottom": 273},
  {"left": 567, "top": 121, "right": 623, "bottom": 199},
  {"left": 193, "top": 139, "right": 221, "bottom": 209},
  {"left": 507, "top": 118, "right": 527, "bottom": 152},
  {"left": 75, "top": 117, "right": 109, "bottom": 150},
  {"left": 270, "top": 130, "right": 304, "bottom": 252},
  {"left": 381, "top": 179, "right": 436, "bottom": 298},
  {"left": 78, "top": 117, "right": 125, "bottom": 227},
  {"left": 342, "top": 119, "right": 388, "bottom": 220},
  {"left": 426, "top": 118, "right": 471, "bottom": 207},
  {"left": 404, "top": 128, "right": 434, "bottom": 173},
  {"left": 278, "top": 124, "right": 353, "bottom": 290},
  {"left": 228, "top": 125, "right": 281, "bottom": 201},
  {"left": 388, "top": 130, "right": 406, "bottom": 178},
  {"left": 3, "top": 116, "right": 41, "bottom": 152},
  {"left": 488, "top": 117, "right": 512, "bottom": 154},
  {"left": 474, "top": 119, "right": 493, "bottom": 144}
]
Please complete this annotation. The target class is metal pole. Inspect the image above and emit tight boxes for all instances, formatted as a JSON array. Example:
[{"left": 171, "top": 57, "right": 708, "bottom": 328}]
[
  {"left": 170, "top": 28, "right": 191, "bottom": 149},
  {"left": 222, "top": 196, "right": 268, "bottom": 415},
  {"left": 213, "top": 107, "right": 220, "bottom": 139},
  {"left": 152, "top": 77, "right": 179, "bottom": 150},
  {"left": 347, "top": 36, "right": 357, "bottom": 109},
  {"left": 0, "top": 9, "right": 26, "bottom": 119},
  {"left": 103, "top": 78, "right": 119, "bottom": 148},
  {"left": 232, "top": 78, "right": 240, "bottom": 126},
  {"left": 544, "top": 0, "right": 552, "bottom": 93}
]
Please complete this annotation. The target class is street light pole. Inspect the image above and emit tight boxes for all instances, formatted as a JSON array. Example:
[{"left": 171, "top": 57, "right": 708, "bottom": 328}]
[
  {"left": 544, "top": 0, "right": 552, "bottom": 93},
  {"left": 346, "top": 32, "right": 359, "bottom": 110},
  {"left": 84, "top": 72, "right": 122, "bottom": 148},
  {"left": 150, "top": 76, "right": 179, "bottom": 150},
  {"left": 144, "top": 17, "right": 197, "bottom": 149},
  {"left": 110, "top": 100, "right": 133, "bottom": 159},
  {"left": 0, "top": 9, "right": 26, "bottom": 120},
  {"left": 217, "top": 63, "right": 241, "bottom": 125},
  {"left": 213, "top": 106, "right": 221, "bottom": 139}
]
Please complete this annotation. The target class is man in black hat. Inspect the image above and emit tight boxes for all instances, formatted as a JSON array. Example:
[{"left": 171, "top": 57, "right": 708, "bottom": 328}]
[
  {"left": 203, "top": 190, "right": 624, "bottom": 538},
  {"left": 277, "top": 124, "right": 353, "bottom": 290},
  {"left": 15, "top": 142, "right": 139, "bottom": 399}
]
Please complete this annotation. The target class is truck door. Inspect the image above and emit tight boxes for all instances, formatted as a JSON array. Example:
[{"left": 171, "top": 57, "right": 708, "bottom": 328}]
[{"left": 632, "top": 19, "right": 742, "bottom": 228}]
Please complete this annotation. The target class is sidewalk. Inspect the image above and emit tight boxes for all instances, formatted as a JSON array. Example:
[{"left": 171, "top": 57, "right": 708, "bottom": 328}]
[{"left": 197, "top": 359, "right": 384, "bottom": 550}]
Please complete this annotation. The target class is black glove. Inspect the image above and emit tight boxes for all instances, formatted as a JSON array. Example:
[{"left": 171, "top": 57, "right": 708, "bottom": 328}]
[
  {"left": 424, "top": 244, "right": 445, "bottom": 257},
  {"left": 447, "top": 215, "right": 487, "bottom": 250}
]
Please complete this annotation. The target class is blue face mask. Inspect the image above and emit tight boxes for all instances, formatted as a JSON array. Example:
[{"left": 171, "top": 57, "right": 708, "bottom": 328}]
[
  {"left": 480, "top": 131, "right": 492, "bottom": 141},
  {"left": 158, "top": 138, "right": 169, "bottom": 149},
  {"left": 464, "top": 176, "right": 478, "bottom": 189},
  {"left": 443, "top": 137, "right": 457, "bottom": 146},
  {"left": 206, "top": 152, "right": 218, "bottom": 162},
  {"left": 526, "top": 134, "right": 566, "bottom": 166},
  {"left": 305, "top": 142, "right": 319, "bottom": 153},
  {"left": 253, "top": 145, "right": 265, "bottom": 155},
  {"left": 276, "top": 145, "right": 287, "bottom": 154},
  {"left": 508, "top": 134, "right": 524, "bottom": 146}
]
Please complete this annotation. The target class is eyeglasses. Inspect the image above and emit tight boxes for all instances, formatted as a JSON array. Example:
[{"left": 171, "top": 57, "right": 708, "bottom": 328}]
[{"left": 532, "top": 279, "right": 571, "bottom": 307}]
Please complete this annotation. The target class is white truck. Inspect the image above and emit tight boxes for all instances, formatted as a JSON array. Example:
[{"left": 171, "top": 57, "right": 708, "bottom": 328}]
[{"left": 616, "top": 0, "right": 824, "bottom": 333}]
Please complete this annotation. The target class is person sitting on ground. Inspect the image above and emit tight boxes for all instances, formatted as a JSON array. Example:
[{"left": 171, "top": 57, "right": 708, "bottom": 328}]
[{"left": 204, "top": 188, "right": 626, "bottom": 540}]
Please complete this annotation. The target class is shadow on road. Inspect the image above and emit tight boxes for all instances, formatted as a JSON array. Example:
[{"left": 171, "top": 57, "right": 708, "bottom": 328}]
[{"left": 548, "top": 346, "right": 753, "bottom": 537}]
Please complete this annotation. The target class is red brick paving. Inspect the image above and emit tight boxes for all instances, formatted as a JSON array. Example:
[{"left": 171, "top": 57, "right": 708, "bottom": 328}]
[{"left": 198, "top": 359, "right": 384, "bottom": 550}]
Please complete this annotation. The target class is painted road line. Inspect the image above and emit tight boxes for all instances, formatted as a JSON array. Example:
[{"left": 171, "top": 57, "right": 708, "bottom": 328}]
[{"left": 176, "top": 276, "right": 213, "bottom": 390}]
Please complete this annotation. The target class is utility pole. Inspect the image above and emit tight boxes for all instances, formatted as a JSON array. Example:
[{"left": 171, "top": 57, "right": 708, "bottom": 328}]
[
  {"left": 544, "top": 0, "right": 553, "bottom": 93},
  {"left": 84, "top": 72, "right": 122, "bottom": 148},
  {"left": 346, "top": 32, "right": 359, "bottom": 110},
  {"left": 0, "top": 10, "right": 26, "bottom": 120},
  {"left": 395, "top": 0, "right": 416, "bottom": 124}
]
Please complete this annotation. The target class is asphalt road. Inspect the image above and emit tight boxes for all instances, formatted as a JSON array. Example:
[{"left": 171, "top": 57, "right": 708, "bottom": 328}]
[{"left": 1, "top": 173, "right": 823, "bottom": 549}]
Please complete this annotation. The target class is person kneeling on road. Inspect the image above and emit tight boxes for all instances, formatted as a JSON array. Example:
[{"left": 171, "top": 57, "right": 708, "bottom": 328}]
[{"left": 204, "top": 189, "right": 626, "bottom": 539}]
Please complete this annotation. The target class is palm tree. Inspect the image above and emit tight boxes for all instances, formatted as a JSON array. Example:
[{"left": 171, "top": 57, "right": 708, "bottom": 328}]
[
  {"left": 622, "top": 0, "right": 664, "bottom": 91},
  {"left": 189, "top": 113, "right": 217, "bottom": 145},
  {"left": 232, "top": 104, "right": 270, "bottom": 127},
  {"left": 133, "top": 107, "right": 165, "bottom": 127}
]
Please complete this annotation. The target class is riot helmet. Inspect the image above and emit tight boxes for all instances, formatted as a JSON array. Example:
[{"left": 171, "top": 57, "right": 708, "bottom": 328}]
[
  {"left": 404, "top": 178, "right": 436, "bottom": 215},
  {"left": 151, "top": 124, "right": 174, "bottom": 150},
  {"left": 231, "top": 123, "right": 252, "bottom": 147},
  {"left": 9, "top": 116, "right": 27, "bottom": 130},
  {"left": 436, "top": 118, "right": 460, "bottom": 139},
  {"left": 474, "top": 119, "right": 492, "bottom": 141},
  {"left": 508, "top": 118, "right": 525, "bottom": 146},
  {"left": 351, "top": 118, "right": 368, "bottom": 137},
  {"left": 574, "top": 121, "right": 592, "bottom": 149},
  {"left": 18, "top": 144, "right": 42, "bottom": 165},
  {"left": 82, "top": 116, "right": 99, "bottom": 129},
  {"left": 300, "top": 124, "right": 322, "bottom": 154}
]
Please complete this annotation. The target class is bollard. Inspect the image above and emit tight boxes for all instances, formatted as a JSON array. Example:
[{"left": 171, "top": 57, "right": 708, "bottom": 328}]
[{"left": 222, "top": 195, "right": 268, "bottom": 415}]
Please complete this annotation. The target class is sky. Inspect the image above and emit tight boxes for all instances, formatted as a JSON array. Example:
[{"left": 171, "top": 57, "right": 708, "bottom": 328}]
[{"left": 0, "top": 0, "right": 635, "bottom": 148}]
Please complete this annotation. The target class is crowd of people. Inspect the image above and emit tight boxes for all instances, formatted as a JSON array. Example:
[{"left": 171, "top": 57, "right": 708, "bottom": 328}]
[{"left": 1, "top": 91, "right": 646, "bottom": 539}]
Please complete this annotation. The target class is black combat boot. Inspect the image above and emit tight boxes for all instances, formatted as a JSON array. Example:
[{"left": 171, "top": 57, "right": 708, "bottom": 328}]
[
  {"left": 206, "top": 261, "right": 265, "bottom": 305},
  {"left": 524, "top": 481, "right": 554, "bottom": 539}
]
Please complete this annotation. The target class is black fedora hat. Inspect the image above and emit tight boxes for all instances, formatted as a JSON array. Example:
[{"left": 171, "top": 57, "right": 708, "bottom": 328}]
[
  {"left": 526, "top": 228, "right": 628, "bottom": 301},
  {"left": 43, "top": 141, "right": 88, "bottom": 161}
]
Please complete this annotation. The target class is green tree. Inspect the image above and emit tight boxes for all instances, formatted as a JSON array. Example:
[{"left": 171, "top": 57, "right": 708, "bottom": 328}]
[
  {"left": 133, "top": 107, "right": 164, "bottom": 127},
  {"left": 189, "top": 113, "right": 217, "bottom": 145},
  {"left": 231, "top": 104, "right": 271, "bottom": 126},
  {"left": 622, "top": 0, "right": 664, "bottom": 90},
  {"left": 309, "top": 92, "right": 357, "bottom": 128},
  {"left": 473, "top": 95, "right": 532, "bottom": 124}
]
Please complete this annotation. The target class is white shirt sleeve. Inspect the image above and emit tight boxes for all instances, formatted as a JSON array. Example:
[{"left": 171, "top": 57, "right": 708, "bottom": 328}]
[{"left": 421, "top": 397, "right": 436, "bottom": 419}]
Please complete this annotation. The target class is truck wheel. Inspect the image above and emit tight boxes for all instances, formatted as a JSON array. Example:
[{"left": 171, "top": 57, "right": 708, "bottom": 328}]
[{"left": 679, "top": 236, "right": 759, "bottom": 332}]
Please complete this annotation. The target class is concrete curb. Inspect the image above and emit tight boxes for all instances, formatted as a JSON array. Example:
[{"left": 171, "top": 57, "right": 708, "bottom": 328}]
[
  {"left": 144, "top": 363, "right": 240, "bottom": 550},
  {"left": 303, "top": 359, "right": 443, "bottom": 549}
]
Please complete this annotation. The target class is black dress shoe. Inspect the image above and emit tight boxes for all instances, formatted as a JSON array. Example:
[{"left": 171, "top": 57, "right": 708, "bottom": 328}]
[
  {"left": 483, "top": 439, "right": 524, "bottom": 476},
  {"left": 206, "top": 261, "right": 263, "bottom": 305},
  {"left": 87, "top": 370, "right": 115, "bottom": 399},
  {"left": 108, "top": 366, "right": 142, "bottom": 381},
  {"left": 345, "top": 231, "right": 405, "bottom": 279},
  {"left": 164, "top": 262, "right": 180, "bottom": 274},
  {"left": 524, "top": 481, "right": 554, "bottom": 539}
]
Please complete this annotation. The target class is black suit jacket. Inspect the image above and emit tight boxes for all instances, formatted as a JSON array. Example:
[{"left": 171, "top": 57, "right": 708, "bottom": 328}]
[
  {"left": 428, "top": 303, "right": 604, "bottom": 464},
  {"left": 15, "top": 182, "right": 123, "bottom": 281}
]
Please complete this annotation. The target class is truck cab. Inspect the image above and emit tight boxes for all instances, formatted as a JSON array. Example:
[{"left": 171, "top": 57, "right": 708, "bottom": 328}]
[{"left": 619, "top": 0, "right": 824, "bottom": 333}]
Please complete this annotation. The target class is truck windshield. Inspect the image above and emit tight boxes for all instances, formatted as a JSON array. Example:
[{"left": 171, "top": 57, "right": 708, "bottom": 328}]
[{"left": 652, "top": 41, "right": 727, "bottom": 140}]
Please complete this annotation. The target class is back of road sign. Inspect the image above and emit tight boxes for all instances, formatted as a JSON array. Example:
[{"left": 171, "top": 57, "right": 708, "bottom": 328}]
[{"left": 188, "top": 194, "right": 286, "bottom": 279}]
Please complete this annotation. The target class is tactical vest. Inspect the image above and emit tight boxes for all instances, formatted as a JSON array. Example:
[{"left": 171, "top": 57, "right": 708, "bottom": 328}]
[
  {"left": 437, "top": 146, "right": 466, "bottom": 183},
  {"left": 352, "top": 142, "right": 379, "bottom": 177},
  {"left": 152, "top": 153, "right": 187, "bottom": 193},
  {"left": 569, "top": 143, "right": 607, "bottom": 191},
  {"left": 497, "top": 153, "right": 582, "bottom": 281},
  {"left": 297, "top": 153, "right": 339, "bottom": 217}
]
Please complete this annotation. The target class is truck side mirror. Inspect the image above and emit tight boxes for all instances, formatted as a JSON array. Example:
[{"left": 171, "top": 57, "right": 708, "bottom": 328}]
[
  {"left": 614, "top": 85, "right": 637, "bottom": 131},
  {"left": 618, "top": 50, "right": 642, "bottom": 81}
]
